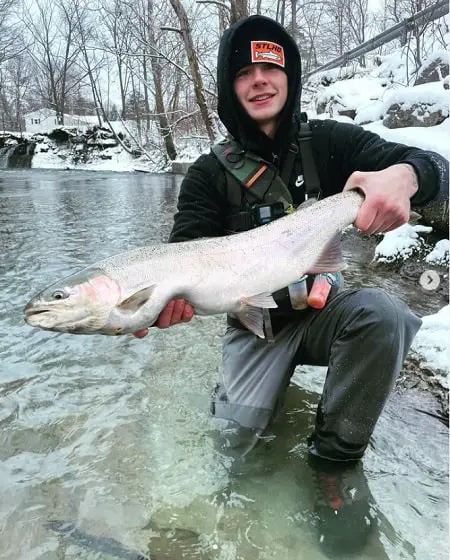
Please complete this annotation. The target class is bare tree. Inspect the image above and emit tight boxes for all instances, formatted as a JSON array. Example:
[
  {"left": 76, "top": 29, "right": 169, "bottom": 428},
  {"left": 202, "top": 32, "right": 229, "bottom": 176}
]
[
  {"left": 276, "top": 0, "right": 286, "bottom": 25},
  {"left": 168, "top": 0, "right": 216, "bottom": 141},
  {"left": 0, "top": 55, "right": 32, "bottom": 131},
  {"left": 22, "top": 0, "right": 84, "bottom": 122},
  {"left": 70, "top": 0, "right": 105, "bottom": 126},
  {"left": 0, "top": 0, "right": 23, "bottom": 66},
  {"left": 290, "top": 0, "right": 298, "bottom": 40},
  {"left": 320, "top": 0, "right": 352, "bottom": 57},
  {"left": 384, "top": 0, "right": 440, "bottom": 69},
  {"left": 145, "top": 0, "right": 177, "bottom": 159},
  {"left": 297, "top": 0, "right": 327, "bottom": 71},
  {"left": 343, "top": 0, "right": 370, "bottom": 65},
  {"left": 99, "top": 0, "right": 133, "bottom": 119}
]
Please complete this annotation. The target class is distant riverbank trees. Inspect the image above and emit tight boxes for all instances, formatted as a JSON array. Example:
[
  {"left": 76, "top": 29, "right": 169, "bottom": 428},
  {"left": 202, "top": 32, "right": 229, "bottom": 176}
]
[{"left": 0, "top": 0, "right": 448, "bottom": 162}]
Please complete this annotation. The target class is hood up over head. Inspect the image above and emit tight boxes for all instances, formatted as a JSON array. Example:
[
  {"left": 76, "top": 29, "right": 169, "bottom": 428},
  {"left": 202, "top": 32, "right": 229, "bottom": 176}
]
[{"left": 217, "top": 15, "right": 302, "bottom": 160}]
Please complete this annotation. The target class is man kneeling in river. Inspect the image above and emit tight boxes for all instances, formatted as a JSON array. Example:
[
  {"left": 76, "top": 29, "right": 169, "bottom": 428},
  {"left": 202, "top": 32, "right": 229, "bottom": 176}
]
[{"left": 133, "top": 14, "right": 448, "bottom": 557}]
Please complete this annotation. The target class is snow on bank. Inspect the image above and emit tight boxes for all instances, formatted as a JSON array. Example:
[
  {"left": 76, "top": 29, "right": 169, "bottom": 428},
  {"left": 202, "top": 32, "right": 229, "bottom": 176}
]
[
  {"left": 315, "top": 77, "right": 386, "bottom": 114},
  {"left": 426, "top": 239, "right": 450, "bottom": 266},
  {"left": 32, "top": 142, "right": 138, "bottom": 173},
  {"left": 373, "top": 227, "right": 449, "bottom": 390},
  {"left": 364, "top": 118, "right": 450, "bottom": 161},
  {"left": 411, "top": 305, "right": 450, "bottom": 389},
  {"left": 374, "top": 223, "right": 433, "bottom": 263}
]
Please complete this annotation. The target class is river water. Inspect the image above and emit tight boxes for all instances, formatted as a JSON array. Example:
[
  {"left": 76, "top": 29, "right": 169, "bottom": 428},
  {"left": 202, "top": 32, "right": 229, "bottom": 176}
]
[{"left": 0, "top": 169, "right": 448, "bottom": 560}]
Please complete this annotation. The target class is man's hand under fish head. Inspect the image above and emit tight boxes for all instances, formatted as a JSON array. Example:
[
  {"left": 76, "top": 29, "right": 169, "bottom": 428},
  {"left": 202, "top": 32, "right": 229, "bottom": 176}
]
[{"left": 133, "top": 298, "right": 194, "bottom": 338}]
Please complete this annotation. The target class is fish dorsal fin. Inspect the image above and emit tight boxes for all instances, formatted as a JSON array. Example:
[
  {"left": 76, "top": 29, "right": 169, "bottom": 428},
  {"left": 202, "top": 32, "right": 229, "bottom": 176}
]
[
  {"left": 235, "top": 293, "right": 278, "bottom": 339},
  {"left": 118, "top": 286, "right": 156, "bottom": 312},
  {"left": 307, "top": 234, "right": 347, "bottom": 274}
]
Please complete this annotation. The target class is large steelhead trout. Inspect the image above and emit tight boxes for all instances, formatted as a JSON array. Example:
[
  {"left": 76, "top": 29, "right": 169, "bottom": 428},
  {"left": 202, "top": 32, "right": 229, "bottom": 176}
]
[{"left": 24, "top": 191, "right": 364, "bottom": 337}]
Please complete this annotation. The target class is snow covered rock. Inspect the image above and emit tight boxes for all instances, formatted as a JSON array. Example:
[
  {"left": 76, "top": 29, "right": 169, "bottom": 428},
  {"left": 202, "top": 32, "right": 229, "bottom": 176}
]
[
  {"left": 414, "top": 50, "right": 449, "bottom": 86},
  {"left": 383, "top": 82, "right": 449, "bottom": 128}
]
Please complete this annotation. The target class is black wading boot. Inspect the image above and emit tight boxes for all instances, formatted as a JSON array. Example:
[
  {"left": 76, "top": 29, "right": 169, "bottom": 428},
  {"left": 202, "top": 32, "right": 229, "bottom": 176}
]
[{"left": 308, "top": 454, "right": 376, "bottom": 558}]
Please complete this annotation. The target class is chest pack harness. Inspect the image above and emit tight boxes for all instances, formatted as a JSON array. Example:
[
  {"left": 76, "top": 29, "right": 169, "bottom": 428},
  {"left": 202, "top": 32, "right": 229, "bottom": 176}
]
[{"left": 211, "top": 122, "right": 322, "bottom": 232}]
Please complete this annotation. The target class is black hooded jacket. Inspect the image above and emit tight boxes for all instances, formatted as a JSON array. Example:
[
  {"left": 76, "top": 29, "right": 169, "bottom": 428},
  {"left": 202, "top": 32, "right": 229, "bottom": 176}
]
[{"left": 169, "top": 16, "right": 447, "bottom": 245}]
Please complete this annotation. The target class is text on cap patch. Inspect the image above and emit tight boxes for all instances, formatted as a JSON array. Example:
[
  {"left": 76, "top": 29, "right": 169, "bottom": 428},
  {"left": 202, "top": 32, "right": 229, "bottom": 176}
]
[{"left": 251, "top": 41, "right": 285, "bottom": 68}]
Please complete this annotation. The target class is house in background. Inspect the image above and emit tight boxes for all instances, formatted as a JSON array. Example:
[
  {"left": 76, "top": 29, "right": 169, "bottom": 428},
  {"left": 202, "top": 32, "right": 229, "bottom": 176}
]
[{"left": 24, "top": 109, "right": 97, "bottom": 133}]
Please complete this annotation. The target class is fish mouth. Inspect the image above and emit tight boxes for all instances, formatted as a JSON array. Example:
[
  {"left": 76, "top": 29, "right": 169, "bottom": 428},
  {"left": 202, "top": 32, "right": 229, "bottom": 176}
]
[
  {"left": 24, "top": 305, "right": 51, "bottom": 319},
  {"left": 25, "top": 308, "right": 50, "bottom": 316},
  {"left": 24, "top": 304, "right": 56, "bottom": 326}
]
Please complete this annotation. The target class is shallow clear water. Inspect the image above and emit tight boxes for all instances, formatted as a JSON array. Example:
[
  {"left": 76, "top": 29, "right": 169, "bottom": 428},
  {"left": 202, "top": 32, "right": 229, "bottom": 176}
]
[{"left": 0, "top": 169, "right": 448, "bottom": 560}]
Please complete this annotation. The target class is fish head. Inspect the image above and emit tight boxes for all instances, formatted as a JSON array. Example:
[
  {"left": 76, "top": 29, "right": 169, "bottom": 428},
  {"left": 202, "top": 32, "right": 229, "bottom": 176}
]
[{"left": 24, "top": 268, "right": 122, "bottom": 334}]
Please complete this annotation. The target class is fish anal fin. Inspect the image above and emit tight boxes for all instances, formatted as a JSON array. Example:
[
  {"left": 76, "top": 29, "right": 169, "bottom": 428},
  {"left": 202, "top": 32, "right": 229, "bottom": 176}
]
[
  {"left": 307, "top": 234, "right": 347, "bottom": 274},
  {"left": 118, "top": 286, "right": 156, "bottom": 312},
  {"left": 235, "top": 293, "right": 277, "bottom": 338},
  {"left": 236, "top": 306, "right": 265, "bottom": 338}
]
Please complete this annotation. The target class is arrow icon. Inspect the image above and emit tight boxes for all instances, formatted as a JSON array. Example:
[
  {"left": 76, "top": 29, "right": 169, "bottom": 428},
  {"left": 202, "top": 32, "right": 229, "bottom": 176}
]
[{"left": 419, "top": 270, "right": 440, "bottom": 291}]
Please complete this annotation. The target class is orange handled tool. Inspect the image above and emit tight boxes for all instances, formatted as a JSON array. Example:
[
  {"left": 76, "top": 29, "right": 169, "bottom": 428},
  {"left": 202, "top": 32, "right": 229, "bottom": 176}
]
[{"left": 307, "top": 274, "right": 333, "bottom": 309}]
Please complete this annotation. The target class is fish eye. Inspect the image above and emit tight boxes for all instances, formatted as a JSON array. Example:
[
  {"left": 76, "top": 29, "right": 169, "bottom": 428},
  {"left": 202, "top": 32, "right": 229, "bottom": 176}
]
[{"left": 51, "top": 289, "right": 68, "bottom": 301}]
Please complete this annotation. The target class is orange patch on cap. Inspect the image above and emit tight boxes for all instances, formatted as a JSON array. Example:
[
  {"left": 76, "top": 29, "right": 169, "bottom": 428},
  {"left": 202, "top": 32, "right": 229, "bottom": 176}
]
[{"left": 251, "top": 41, "right": 285, "bottom": 68}]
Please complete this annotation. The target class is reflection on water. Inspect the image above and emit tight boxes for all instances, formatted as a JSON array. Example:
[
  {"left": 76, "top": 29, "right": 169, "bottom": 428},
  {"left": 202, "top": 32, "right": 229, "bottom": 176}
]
[{"left": 0, "top": 169, "right": 448, "bottom": 560}]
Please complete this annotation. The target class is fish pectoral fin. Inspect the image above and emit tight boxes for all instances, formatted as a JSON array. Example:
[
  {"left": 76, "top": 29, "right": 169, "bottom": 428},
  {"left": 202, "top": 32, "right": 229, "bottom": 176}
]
[
  {"left": 236, "top": 306, "right": 265, "bottom": 339},
  {"left": 240, "top": 293, "right": 278, "bottom": 309},
  {"left": 118, "top": 286, "right": 156, "bottom": 312},
  {"left": 307, "top": 234, "right": 347, "bottom": 274}
]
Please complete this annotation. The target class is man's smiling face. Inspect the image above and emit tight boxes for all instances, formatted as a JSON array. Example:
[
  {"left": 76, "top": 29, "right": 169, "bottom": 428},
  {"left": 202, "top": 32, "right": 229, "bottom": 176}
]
[{"left": 233, "top": 62, "right": 288, "bottom": 137}]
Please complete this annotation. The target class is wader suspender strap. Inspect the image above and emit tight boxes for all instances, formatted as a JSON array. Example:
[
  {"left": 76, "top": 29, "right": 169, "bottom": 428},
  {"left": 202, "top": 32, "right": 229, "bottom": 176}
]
[
  {"left": 280, "top": 141, "right": 298, "bottom": 187},
  {"left": 298, "top": 123, "right": 321, "bottom": 200}
]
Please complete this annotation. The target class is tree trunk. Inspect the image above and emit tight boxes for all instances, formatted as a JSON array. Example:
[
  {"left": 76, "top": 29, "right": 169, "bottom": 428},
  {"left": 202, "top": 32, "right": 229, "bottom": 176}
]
[
  {"left": 280, "top": 0, "right": 285, "bottom": 26},
  {"left": 148, "top": 0, "right": 177, "bottom": 160},
  {"left": 290, "top": 0, "right": 297, "bottom": 41},
  {"left": 152, "top": 57, "right": 177, "bottom": 160},
  {"left": 130, "top": 73, "right": 142, "bottom": 138},
  {"left": 229, "top": 0, "right": 248, "bottom": 23},
  {"left": 72, "top": 2, "right": 102, "bottom": 126},
  {"left": 118, "top": 62, "right": 127, "bottom": 119},
  {"left": 142, "top": 55, "right": 151, "bottom": 131},
  {"left": 168, "top": 0, "right": 215, "bottom": 141}
]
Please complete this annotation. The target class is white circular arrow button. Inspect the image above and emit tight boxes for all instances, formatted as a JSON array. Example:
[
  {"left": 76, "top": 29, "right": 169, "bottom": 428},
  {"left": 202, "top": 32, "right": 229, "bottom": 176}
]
[{"left": 419, "top": 270, "right": 440, "bottom": 291}]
